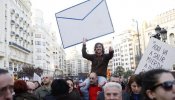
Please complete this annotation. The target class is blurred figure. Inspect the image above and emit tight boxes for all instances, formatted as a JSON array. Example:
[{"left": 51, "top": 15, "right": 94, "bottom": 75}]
[
  {"left": 142, "top": 69, "right": 175, "bottom": 100},
  {"left": 35, "top": 74, "right": 52, "bottom": 100},
  {"left": 33, "top": 81, "right": 41, "bottom": 91},
  {"left": 104, "top": 82, "right": 122, "bottom": 100},
  {"left": 123, "top": 74, "right": 143, "bottom": 100},
  {"left": 110, "top": 75, "right": 121, "bottom": 83},
  {"left": 44, "top": 79, "right": 70, "bottom": 100},
  {"left": 13, "top": 80, "right": 38, "bottom": 100},
  {"left": 66, "top": 78, "right": 81, "bottom": 100},
  {"left": 26, "top": 81, "right": 36, "bottom": 94},
  {"left": 0, "top": 68, "right": 14, "bottom": 100}
]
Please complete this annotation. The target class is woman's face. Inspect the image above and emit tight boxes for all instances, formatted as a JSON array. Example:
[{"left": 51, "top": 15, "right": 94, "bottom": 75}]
[
  {"left": 67, "top": 80, "right": 73, "bottom": 93},
  {"left": 152, "top": 73, "right": 175, "bottom": 100},
  {"left": 131, "top": 81, "right": 141, "bottom": 94}
]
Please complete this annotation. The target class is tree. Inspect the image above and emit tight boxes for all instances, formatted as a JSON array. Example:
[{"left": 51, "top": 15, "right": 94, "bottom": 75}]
[
  {"left": 114, "top": 66, "right": 125, "bottom": 76},
  {"left": 123, "top": 70, "right": 134, "bottom": 78}
]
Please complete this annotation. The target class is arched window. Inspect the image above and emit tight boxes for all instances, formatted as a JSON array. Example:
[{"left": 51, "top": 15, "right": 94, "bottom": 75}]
[{"left": 169, "top": 33, "right": 175, "bottom": 45}]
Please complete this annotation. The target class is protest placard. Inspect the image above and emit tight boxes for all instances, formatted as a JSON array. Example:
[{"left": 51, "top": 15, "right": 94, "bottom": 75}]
[{"left": 135, "top": 37, "right": 175, "bottom": 74}]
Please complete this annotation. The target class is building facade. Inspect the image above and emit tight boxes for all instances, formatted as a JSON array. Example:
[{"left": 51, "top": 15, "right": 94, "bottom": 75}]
[
  {"left": 32, "top": 9, "right": 55, "bottom": 75},
  {"left": 143, "top": 9, "right": 175, "bottom": 48},
  {"left": 0, "top": 0, "right": 33, "bottom": 73},
  {"left": 113, "top": 30, "right": 138, "bottom": 72}
]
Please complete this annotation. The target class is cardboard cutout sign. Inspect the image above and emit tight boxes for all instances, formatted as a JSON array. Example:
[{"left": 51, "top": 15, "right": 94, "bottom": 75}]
[
  {"left": 135, "top": 37, "right": 175, "bottom": 74},
  {"left": 55, "top": 0, "right": 114, "bottom": 48}
]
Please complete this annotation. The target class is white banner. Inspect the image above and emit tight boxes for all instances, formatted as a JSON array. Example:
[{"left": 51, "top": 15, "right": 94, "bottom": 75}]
[{"left": 135, "top": 37, "right": 175, "bottom": 74}]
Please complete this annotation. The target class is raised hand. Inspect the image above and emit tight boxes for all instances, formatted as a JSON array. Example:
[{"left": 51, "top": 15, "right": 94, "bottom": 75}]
[
  {"left": 109, "top": 46, "right": 113, "bottom": 52},
  {"left": 83, "top": 38, "right": 87, "bottom": 45}
]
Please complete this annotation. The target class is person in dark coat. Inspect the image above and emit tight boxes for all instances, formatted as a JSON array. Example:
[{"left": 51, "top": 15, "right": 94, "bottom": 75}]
[
  {"left": 44, "top": 79, "right": 71, "bottom": 100},
  {"left": 65, "top": 78, "right": 82, "bottom": 100}
]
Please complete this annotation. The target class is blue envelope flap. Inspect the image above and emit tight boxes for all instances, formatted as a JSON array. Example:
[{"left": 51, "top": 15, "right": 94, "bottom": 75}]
[{"left": 55, "top": 0, "right": 103, "bottom": 20}]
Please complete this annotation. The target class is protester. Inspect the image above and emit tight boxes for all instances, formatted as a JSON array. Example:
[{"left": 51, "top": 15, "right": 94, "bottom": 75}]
[
  {"left": 35, "top": 74, "right": 52, "bottom": 100},
  {"left": 123, "top": 74, "right": 143, "bottom": 100},
  {"left": 44, "top": 79, "right": 70, "bottom": 100},
  {"left": 110, "top": 75, "right": 121, "bottom": 83},
  {"left": 26, "top": 81, "right": 36, "bottom": 94},
  {"left": 142, "top": 69, "right": 175, "bottom": 100},
  {"left": 97, "top": 74, "right": 122, "bottom": 100},
  {"left": 80, "top": 38, "right": 114, "bottom": 100},
  {"left": 104, "top": 82, "right": 122, "bottom": 100},
  {"left": 0, "top": 68, "right": 14, "bottom": 100},
  {"left": 65, "top": 78, "right": 81, "bottom": 100},
  {"left": 13, "top": 80, "right": 38, "bottom": 100},
  {"left": 88, "top": 72, "right": 102, "bottom": 100}
]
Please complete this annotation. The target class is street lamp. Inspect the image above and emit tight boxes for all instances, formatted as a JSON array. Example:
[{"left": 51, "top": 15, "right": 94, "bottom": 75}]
[
  {"left": 153, "top": 25, "right": 167, "bottom": 42},
  {"left": 132, "top": 19, "right": 142, "bottom": 60}
]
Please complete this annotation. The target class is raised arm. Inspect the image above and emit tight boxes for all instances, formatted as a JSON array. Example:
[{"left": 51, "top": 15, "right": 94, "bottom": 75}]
[
  {"left": 82, "top": 38, "right": 93, "bottom": 61},
  {"left": 106, "top": 46, "right": 114, "bottom": 60}
]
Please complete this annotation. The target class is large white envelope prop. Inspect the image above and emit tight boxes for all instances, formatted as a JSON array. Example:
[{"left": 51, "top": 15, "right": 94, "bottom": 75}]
[
  {"left": 135, "top": 37, "right": 175, "bottom": 74},
  {"left": 55, "top": 0, "right": 114, "bottom": 48}
]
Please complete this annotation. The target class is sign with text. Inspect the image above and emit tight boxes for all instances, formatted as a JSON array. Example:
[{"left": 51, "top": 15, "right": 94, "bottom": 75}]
[{"left": 135, "top": 37, "right": 175, "bottom": 74}]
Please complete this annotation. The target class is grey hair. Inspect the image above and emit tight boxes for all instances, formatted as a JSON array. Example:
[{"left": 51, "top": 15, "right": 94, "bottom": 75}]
[{"left": 104, "top": 82, "right": 122, "bottom": 92}]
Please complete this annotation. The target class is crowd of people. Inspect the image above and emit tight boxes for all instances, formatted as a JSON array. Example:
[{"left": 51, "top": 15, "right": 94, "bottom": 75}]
[
  {"left": 1, "top": 68, "right": 175, "bottom": 100},
  {"left": 0, "top": 41, "right": 175, "bottom": 100}
]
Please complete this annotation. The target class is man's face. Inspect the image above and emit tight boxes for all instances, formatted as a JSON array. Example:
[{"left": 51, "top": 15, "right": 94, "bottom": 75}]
[
  {"left": 95, "top": 44, "right": 103, "bottom": 54},
  {"left": 89, "top": 73, "right": 98, "bottom": 85},
  {"left": 104, "top": 87, "right": 122, "bottom": 100},
  {"left": 110, "top": 77, "right": 120, "bottom": 83},
  {"left": 42, "top": 76, "right": 51, "bottom": 85},
  {"left": 0, "top": 73, "right": 14, "bottom": 100}
]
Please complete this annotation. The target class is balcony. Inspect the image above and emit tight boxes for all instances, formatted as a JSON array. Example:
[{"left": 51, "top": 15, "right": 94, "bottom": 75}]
[
  {"left": 15, "top": 13, "right": 19, "bottom": 19},
  {"left": 9, "top": 42, "right": 30, "bottom": 53},
  {"left": 20, "top": 37, "right": 23, "bottom": 41},
  {"left": 19, "top": 27, "right": 23, "bottom": 31},
  {"left": 0, "top": 43, "right": 5, "bottom": 57},
  {"left": 11, "top": 20, "right": 15, "bottom": 25},
  {"left": 19, "top": 17, "right": 23, "bottom": 22},
  {"left": 11, "top": 9, "right": 15, "bottom": 15},
  {"left": 15, "top": 23, "right": 19, "bottom": 28},
  {"left": 11, "top": 31, "right": 15, "bottom": 36}
]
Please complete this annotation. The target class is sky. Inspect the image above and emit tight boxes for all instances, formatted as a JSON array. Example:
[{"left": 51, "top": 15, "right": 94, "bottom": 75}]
[{"left": 31, "top": 0, "right": 175, "bottom": 53}]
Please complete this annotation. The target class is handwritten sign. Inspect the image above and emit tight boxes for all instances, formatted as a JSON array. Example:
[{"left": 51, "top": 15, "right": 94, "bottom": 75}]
[{"left": 135, "top": 37, "right": 175, "bottom": 74}]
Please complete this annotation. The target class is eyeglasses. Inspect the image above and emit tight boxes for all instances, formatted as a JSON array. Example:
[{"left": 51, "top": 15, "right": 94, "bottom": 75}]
[
  {"left": 89, "top": 77, "right": 95, "bottom": 80},
  {"left": 151, "top": 80, "right": 175, "bottom": 91},
  {"left": 42, "top": 77, "right": 48, "bottom": 80}
]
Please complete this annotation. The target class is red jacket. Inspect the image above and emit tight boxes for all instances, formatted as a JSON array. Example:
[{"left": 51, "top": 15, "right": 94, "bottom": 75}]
[{"left": 89, "top": 85, "right": 102, "bottom": 100}]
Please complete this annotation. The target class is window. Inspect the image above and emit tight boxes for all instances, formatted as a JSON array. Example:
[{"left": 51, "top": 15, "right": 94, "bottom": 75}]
[
  {"left": 36, "top": 56, "right": 42, "bottom": 60},
  {"left": 36, "top": 48, "right": 41, "bottom": 53},
  {"left": 35, "top": 34, "right": 41, "bottom": 38},
  {"left": 35, "top": 41, "right": 41, "bottom": 45}
]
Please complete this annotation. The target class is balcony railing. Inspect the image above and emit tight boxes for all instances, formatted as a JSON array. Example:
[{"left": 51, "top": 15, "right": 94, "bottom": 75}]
[
  {"left": 9, "top": 42, "right": 30, "bottom": 53},
  {"left": 0, "top": 43, "right": 5, "bottom": 57}
]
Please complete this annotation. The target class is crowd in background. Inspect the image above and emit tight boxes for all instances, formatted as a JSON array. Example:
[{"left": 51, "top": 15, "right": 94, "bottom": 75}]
[{"left": 1, "top": 68, "right": 175, "bottom": 100}]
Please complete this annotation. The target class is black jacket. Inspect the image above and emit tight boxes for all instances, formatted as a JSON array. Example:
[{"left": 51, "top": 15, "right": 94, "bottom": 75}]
[
  {"left": 82, "top": 44, "right": 114, "bottom": 77},
  {"left": 13, "top": 92, "right": 38, "bottom": 100}
]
